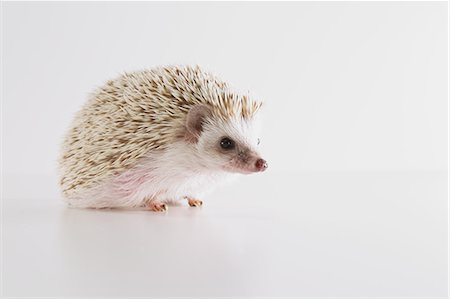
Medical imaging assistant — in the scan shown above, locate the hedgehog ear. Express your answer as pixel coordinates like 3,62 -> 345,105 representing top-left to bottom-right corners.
185,105 -> 211,143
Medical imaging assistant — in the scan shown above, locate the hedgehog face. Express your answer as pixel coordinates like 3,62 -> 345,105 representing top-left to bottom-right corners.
186,105 -> 268,174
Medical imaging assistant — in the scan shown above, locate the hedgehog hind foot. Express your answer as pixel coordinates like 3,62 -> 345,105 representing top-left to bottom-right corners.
186,197 -> 203,207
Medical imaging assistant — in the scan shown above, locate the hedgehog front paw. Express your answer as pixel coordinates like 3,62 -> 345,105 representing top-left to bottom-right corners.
187,197 -> 203,207
148,202 -> 168,212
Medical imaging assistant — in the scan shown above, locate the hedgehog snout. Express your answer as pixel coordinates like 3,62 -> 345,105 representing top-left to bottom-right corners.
255,158 -> 268,172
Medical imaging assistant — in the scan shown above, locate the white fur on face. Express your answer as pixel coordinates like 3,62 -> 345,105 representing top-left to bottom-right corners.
195,115 -> 264,173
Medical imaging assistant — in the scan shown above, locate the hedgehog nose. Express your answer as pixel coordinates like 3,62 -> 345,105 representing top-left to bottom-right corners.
255,158 -> 268,172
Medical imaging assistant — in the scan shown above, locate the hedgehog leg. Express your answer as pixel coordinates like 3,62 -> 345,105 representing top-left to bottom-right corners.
186,197 -> 203,207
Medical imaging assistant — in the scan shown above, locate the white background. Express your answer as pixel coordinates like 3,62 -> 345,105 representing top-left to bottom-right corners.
2,2 -> 448,298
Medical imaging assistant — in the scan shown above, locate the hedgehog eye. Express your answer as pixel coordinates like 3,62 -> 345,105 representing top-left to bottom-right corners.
220,137 -> 235,150
257,138 -> 261,145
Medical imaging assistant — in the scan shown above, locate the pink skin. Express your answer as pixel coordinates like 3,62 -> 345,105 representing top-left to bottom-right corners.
255,158 -> 268,171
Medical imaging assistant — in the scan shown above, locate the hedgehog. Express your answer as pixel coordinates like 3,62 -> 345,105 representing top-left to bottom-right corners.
59,65 -> 267,211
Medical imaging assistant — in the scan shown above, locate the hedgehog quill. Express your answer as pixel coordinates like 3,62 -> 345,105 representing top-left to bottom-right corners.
59,65 -> 267,211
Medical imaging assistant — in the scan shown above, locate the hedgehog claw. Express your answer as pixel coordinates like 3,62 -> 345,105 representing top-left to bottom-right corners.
149,202 -> 168,212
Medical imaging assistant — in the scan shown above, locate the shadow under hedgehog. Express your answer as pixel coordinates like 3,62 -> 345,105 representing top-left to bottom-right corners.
59,65 -> 268,212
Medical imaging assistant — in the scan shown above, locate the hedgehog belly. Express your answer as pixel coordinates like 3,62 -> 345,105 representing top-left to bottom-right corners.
64,149 -> 235,209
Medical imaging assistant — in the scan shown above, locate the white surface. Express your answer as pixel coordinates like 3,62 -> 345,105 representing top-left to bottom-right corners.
1,1 -> 448,298
3,171 -> 448,297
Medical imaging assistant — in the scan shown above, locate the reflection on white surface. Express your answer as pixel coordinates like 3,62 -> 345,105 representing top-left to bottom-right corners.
2,171 -> 447,297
